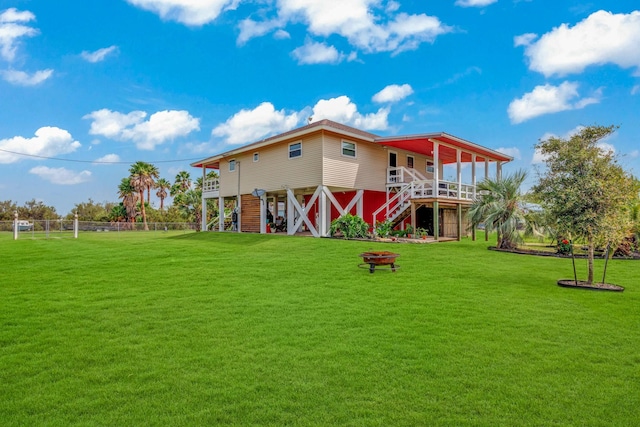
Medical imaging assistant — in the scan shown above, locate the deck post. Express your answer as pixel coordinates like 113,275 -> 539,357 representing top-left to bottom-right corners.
471,154 -> 477,200
432,141 -> 439,196
457,204 -> 462,241
319,186 -> 328,237
410,202 -> 416,234
433,201 -> 439,241
456,149 -> 462,199
260,193 -> 266,234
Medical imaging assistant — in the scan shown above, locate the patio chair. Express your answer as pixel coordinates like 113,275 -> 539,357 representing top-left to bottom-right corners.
274,216 -> 286,232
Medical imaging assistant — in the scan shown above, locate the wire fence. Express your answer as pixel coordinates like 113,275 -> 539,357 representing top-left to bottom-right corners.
0,220 -> 197,239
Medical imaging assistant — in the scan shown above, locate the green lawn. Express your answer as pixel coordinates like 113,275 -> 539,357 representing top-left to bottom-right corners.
1,232 -> 638,426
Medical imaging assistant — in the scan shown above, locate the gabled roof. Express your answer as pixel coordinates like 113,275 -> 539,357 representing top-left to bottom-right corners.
191,120 -> 511,169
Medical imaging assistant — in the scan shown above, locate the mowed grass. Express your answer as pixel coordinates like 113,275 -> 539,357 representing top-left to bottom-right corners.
1,232 -> 639,426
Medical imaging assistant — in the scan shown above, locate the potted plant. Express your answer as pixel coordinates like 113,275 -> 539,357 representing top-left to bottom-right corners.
405,225 -> 414,238
417,227 -> 428,240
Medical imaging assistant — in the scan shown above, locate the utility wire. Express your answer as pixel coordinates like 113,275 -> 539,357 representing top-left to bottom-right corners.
0,147 -> 202,164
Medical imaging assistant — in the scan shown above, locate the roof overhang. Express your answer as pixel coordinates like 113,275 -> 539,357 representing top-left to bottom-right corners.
374,132 -> 512,164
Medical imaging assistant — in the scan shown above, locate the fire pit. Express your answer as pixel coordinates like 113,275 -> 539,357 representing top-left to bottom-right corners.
358,251 -> 400,273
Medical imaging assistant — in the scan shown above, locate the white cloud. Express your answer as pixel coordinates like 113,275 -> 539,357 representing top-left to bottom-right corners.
93,154 -> 121,164
507,82 -> 600,124
125,0 -> 240,26
211,102 -> 302,145
531,148 -> 547,165
274,29 -> 290,40
81,45 -> 118,63
1,69 -> 53,86
84,109 -> 200,150
241,1 -> 451,54
631,85 -> 640,95
372,83 -> 413,103
522,10 -> 640,77
455,0 -> 498,7
0,8 -> 38,61
0,127 -> 81,164
496,147 -> 521,160
630,150 -> 639,158
29,166 -> 92,185
311,95 -> 389,130
597,142 -> 615,155
292,40 -> 344,64
514,33 -> 537,47
212,95 -> 390,145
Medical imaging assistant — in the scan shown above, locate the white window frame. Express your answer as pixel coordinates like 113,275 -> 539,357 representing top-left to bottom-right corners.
289,141 -> 302,159
341,140 -> 357,158
229,159 -> 236,172
253,152 -> 259,162
407,155 -> 414,169
426,160 -> 434,174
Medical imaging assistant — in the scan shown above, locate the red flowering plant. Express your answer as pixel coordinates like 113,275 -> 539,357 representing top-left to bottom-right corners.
557,238 -> 572,255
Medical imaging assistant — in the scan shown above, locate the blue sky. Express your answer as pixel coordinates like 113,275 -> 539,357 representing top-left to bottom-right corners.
1,0 -> 639,215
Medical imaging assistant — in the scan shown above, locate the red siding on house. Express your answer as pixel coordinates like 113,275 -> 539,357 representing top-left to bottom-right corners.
302,190 -> 387,229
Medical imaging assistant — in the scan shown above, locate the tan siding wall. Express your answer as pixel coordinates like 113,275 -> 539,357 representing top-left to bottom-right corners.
219,131 -> 324,197
322,135 -> 387,191
241,194 -> 261,233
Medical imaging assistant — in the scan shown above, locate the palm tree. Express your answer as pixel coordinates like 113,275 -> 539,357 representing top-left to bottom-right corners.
468,169 -> 528,249
175,189 -> 202,231
155,178 -> 171,211
171,171 -> 191,197
117,177 -> 138,224
129,161 -> 155,231
145,163 -> 159,202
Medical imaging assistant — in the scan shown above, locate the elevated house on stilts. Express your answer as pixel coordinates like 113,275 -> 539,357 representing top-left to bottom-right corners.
191,120 -> 511,240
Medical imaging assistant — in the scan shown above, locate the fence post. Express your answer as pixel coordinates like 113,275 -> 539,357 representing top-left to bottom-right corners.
13,211 -> 18,240
74,213 -> 78,239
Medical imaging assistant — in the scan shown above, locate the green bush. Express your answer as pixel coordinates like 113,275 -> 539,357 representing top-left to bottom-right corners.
375,219 -> 393,238
330,214 -> 370,239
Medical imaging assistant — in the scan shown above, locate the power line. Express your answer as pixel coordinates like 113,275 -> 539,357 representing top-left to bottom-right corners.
0,147 -> 202,164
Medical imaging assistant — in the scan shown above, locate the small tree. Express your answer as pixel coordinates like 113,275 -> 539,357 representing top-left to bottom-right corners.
533,125 -> 635,284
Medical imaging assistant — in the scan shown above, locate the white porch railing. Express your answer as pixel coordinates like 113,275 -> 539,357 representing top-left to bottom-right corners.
203,178 -> 220,197
387,167 -> 428,184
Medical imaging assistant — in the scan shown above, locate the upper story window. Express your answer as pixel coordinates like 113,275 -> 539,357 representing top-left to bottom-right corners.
229,159 -> 236,172
407,155 -> 414,169
253,152 -> 259,162
341,141 -> 356,158
426,161 -> 434,174
289,142 -> 302,159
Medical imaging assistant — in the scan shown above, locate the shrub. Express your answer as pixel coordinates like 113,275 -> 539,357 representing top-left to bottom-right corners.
330,214 -> 370,239
375,220 -> 393,238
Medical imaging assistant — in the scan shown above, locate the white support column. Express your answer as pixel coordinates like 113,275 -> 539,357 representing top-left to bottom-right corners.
471,154 -> 477,199
433,141 -> 439,197
484,157 -> 490,181
356,191 -> 363,218
319,186 -> 328,237
201,166 -> 207,231
218,197 -> 224,231
260,193 -> 266,234
74,213 -> 78,239
497,161 -> 502,180
286,189 -> 295,236
456,149 -> 462,199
